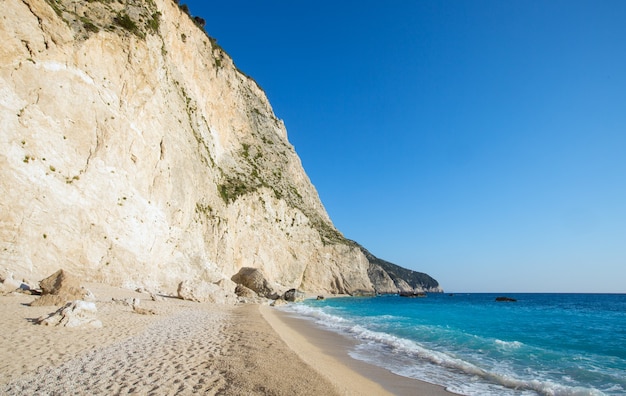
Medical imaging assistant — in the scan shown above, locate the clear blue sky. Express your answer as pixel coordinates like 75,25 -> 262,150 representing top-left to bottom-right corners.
184,1 -> 626,293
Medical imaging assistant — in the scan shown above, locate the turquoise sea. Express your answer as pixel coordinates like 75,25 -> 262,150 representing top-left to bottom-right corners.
282,293 -> 626,396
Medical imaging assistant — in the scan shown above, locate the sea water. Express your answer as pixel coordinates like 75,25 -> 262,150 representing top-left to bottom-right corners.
281,293 -> 626,396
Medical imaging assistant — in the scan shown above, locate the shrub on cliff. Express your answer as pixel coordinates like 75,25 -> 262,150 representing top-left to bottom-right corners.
114,12 -> 138,35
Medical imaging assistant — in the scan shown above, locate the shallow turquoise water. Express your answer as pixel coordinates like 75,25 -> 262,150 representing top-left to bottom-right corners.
283,293 -> 626,395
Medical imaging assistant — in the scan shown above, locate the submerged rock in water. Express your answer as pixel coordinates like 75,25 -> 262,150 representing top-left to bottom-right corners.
399,291 -> 427,298
495,296 -> 517,302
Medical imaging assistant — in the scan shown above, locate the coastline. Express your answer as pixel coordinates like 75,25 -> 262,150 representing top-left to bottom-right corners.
261,304 -> 459,396
1,283 -> 457,395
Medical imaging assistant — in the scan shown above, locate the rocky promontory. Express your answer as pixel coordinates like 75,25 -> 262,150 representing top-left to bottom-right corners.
0,0 -> 441,298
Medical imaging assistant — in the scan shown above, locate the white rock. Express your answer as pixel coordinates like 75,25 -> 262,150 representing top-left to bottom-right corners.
37,300 -> 102,328
1,276 -> 22,292
270,298 -> 288,307
177,280 -> 235,304
150,292 -> 164,302
0,0 -> 376,297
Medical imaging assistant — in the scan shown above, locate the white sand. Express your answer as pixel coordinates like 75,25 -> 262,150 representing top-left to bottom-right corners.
1,285 -> 229,394
1,283 -> 459,395
0,283 -> 338,395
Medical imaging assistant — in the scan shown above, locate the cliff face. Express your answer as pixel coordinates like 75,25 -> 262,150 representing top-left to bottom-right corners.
0,0 -> 441,296
361,245 -> 442,294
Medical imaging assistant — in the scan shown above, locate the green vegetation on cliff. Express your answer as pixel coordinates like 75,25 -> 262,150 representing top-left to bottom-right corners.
44,0 -> 160,39
359,244 -> 441,292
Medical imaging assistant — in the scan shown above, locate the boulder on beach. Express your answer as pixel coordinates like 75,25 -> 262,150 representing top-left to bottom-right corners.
30,269 -> 90,306
37,300 -> 102,328
0,269 -> 37,295
270,298 -> 288,307
231,267 -> 277,299
0,272 -> 22,294
282,288 -> 305,302
177,279 -> 235,304
131,299 -> 156,315
178,279 -> 217,302
150,292 -> 165,302
235,284 -> 259,298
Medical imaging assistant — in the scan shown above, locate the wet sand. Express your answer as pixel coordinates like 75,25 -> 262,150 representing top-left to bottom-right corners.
261,304 -> 459,396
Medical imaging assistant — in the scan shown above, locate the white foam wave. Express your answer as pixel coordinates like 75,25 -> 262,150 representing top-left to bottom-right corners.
283,304 -> 607,396
495,339 -> 524,349
350,329 -> 607,396
282,304 -> 349,329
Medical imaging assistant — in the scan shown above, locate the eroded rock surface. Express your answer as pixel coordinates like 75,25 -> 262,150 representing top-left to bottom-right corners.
0,0 -> 441,297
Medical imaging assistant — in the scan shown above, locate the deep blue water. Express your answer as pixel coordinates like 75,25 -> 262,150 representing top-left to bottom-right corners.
282,293 -> 626,396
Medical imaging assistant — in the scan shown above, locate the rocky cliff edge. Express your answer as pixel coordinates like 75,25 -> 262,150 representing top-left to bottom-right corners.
0,0 -> 441,297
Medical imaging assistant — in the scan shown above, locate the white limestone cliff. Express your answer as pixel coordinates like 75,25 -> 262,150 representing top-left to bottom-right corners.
1,0 -> 441,297
0,0 -> 377,295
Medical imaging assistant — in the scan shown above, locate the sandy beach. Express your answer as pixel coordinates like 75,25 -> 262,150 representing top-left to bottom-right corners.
262,306 -> 457,396
0,283 -> 457,395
